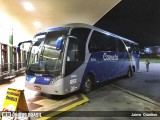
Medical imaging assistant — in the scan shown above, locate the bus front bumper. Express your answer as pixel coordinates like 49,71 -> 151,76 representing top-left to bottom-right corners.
25,80 -> 66,95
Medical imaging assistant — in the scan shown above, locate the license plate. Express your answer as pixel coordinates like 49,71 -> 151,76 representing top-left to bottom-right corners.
34,86 -> 41,91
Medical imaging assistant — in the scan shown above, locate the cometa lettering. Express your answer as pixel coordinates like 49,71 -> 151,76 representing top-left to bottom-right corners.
103,53 -> 118,61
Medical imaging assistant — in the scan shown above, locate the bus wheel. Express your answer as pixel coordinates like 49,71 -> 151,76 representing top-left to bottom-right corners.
127,68 -> 132,77
131,68 -> 134,76
82,75 -> 93,93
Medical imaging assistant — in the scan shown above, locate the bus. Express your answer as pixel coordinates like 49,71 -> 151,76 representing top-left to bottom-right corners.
18,23 -> 139,95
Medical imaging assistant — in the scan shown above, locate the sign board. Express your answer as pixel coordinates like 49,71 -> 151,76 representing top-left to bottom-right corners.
2,88 -> 28,112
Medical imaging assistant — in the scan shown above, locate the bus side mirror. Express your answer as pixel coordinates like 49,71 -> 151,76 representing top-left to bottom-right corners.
17,46 -> 21,54
56,35 -> 77,50
17,40 -> 32,54
56,37 -> 63,50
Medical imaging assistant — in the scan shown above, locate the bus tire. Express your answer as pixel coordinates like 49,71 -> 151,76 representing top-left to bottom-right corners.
126,67 -> 132,78
131,68 -> 134,76
81,75 -> 93,93
132,66 -> 135,76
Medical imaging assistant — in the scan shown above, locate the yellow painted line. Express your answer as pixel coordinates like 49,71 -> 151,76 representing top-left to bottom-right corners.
37,94 -> 89,120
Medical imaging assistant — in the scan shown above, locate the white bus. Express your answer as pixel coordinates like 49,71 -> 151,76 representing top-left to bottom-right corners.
18,23 -> 139,95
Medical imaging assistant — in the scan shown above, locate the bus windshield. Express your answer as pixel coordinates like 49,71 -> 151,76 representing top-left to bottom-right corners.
27,29 -> 69,76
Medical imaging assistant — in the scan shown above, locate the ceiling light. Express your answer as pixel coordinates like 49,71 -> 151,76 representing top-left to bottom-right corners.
23,1 -> 34,11
33,21 -> 42,28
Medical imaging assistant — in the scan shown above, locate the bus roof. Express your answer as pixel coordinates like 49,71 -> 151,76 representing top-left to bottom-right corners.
35,23 -> 138,45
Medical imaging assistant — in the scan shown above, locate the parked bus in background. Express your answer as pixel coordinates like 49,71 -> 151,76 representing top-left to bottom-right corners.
17,23 -> 139,95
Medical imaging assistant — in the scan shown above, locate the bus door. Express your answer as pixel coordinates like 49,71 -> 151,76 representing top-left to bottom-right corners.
65,28 -> 91,77
65,38 -> 80,76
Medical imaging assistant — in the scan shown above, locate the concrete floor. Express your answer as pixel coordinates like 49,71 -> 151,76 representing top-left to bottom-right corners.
58,62 -> 160,120
0,76 -> 89,120
0,62 -> 160,120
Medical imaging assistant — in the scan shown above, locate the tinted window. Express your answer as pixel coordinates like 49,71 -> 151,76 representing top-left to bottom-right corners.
70,28 -> 91,61
44,30 -> 68,46
116,39 -> 127,52
65,28 -> 91,76
33,38 -> 45,46
89,31 -> 116,53
67,38 -> 78,61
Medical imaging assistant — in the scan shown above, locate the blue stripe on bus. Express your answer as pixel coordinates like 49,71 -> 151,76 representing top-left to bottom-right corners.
83,51 -> 131,83
26,75 -> 52,85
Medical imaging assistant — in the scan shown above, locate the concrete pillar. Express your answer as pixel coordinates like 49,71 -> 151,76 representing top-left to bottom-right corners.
9,29 -> 13,71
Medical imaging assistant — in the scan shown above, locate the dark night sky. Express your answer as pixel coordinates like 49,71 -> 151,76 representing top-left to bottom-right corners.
94,0 -> 160,48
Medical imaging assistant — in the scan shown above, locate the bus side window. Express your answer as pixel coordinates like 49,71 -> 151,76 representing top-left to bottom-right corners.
89,31 -> 101,52
70,28 -> 91,61
116,39 -> 127,52
104,35 -> 116,51
89,31 -> 116,52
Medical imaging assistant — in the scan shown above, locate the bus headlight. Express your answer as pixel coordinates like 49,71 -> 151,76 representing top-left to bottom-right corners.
49,74 -> 63,84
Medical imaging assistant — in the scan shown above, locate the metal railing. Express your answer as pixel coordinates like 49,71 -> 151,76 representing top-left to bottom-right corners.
0,63 -> 26,81
0,63 -> 26,72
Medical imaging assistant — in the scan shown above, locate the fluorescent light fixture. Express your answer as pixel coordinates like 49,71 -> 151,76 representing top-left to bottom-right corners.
23,1 -> 34,11
33,21 -> 42,28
